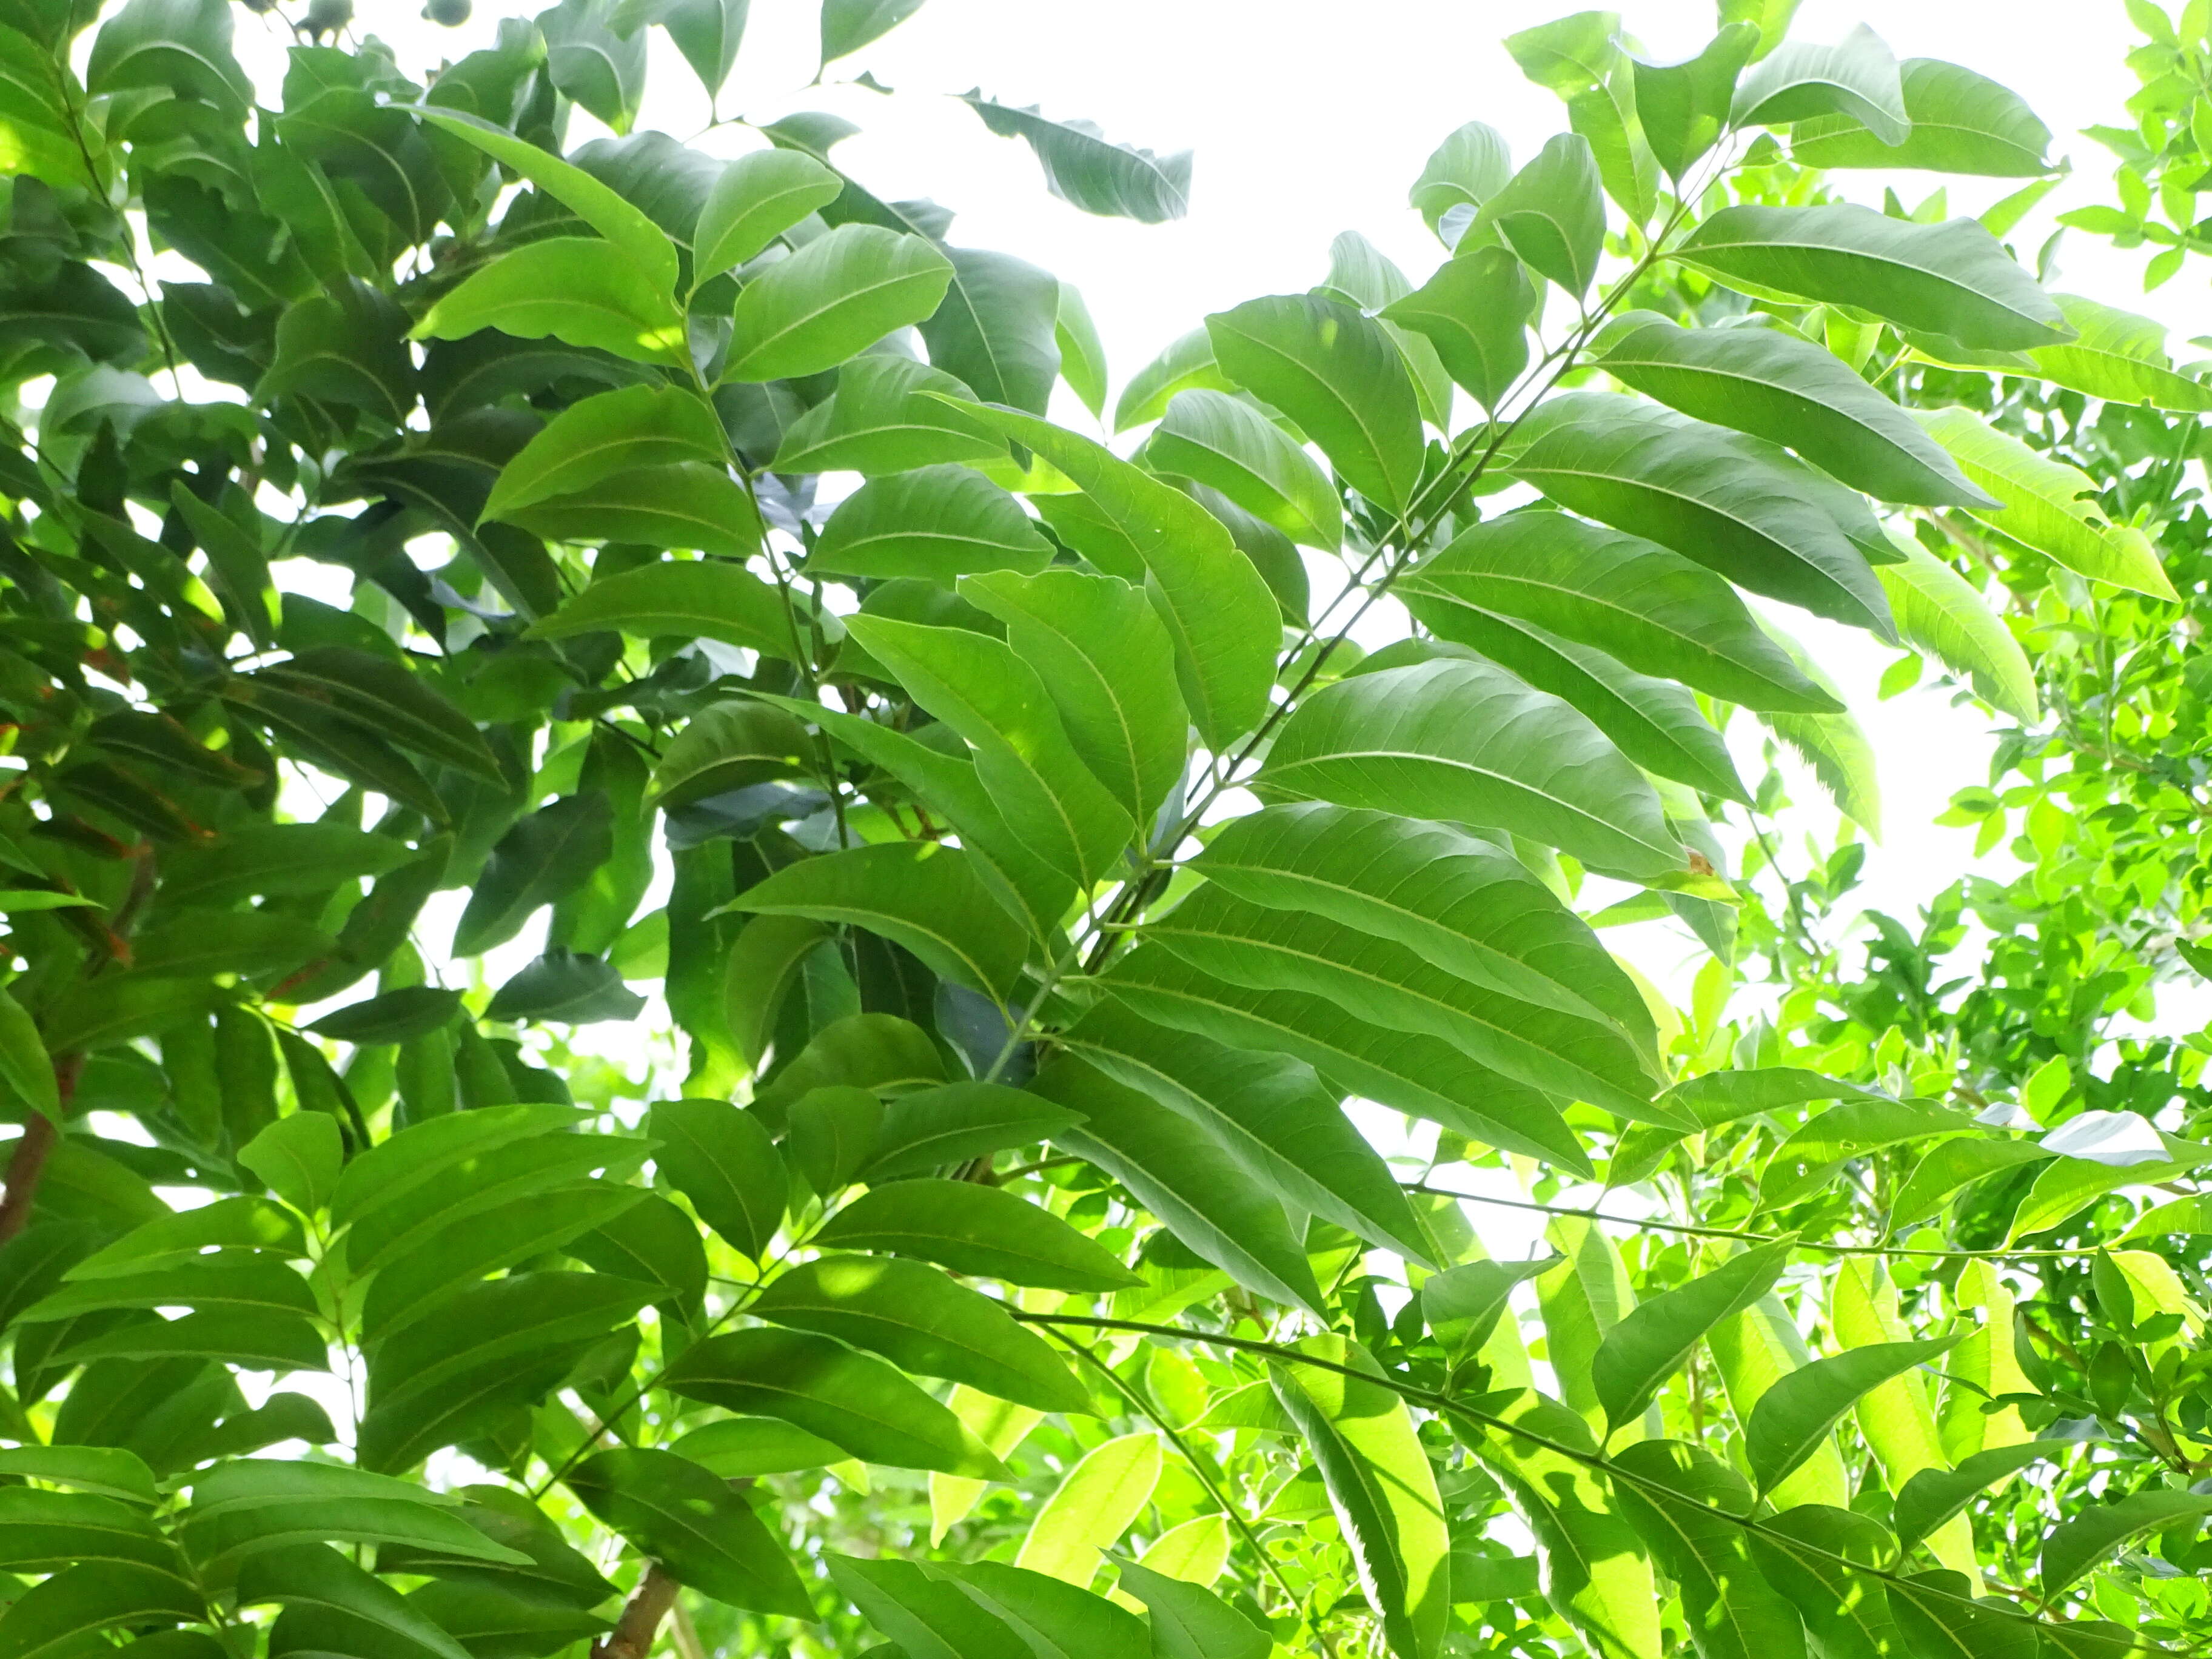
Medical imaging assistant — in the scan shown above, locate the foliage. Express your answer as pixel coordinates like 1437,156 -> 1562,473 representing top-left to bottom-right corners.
0,3 -> 2208,1659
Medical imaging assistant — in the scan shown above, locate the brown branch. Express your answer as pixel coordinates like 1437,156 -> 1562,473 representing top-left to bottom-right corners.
0,1051 -> 84,1246
591,1563 -> 681,1659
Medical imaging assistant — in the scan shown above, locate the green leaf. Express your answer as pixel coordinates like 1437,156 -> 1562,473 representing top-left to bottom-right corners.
942,402 -> 1278,749
959,566 -> 1187,828
1883,1571 -> 2039,1659
1409,121 -> 1513,238
1498,393 -> 1895,638
1463,1393 -> 1661,1659
568,1447 -> 811,1616
1592,1240 -> 1795,1433
414,108 -> 682,293
862,1080 -> 1084,1180
1609,1442 -> 1807,1659
1675,206 -> 2070,351
931,1560 -> 1150,1659
178,1461 -> 529,1572
809,464 -> 1051,584
1742,1506 -> 1902,1659
1889,1139 -> 2049,1233
235,1541 -> 470,1659
1401,511 -> 1835,713
725,223 -> 953,383
2042,1489 -> 2212,1594
0,1560 -> 201,1659
1501,10 -> 1622,94
262,278 -> 417,423
1272,1335 -> 1451,1659
452,794 -> 615,957
1632,26 -> 1758,179
1031,1056 -> 1326,1312
820,0 -> 922,64
358,1273 -> 651,1472
1013,1432 -> 1161,1583
960,94 -> 1191,223
650,700 -> 811,809
499,461 -> 765,558
813,1178 -> 1139,1290
649,1097 -> 786,1258
830,1553 -> 1031,1659
1873,533 -> 2037,722
1733,25 -> 1906,141
482,384 -> 725,523
1792,59 -> 2053,175
1914,293 -> 2212,413
1099,945 -> 1595,1173
1380,246 -> 1535,411
752,1253 -> 1087,1412
1760,1099 -> 1977,1207
1422,1256 -> 1558,1358
1597,317 -> 1987,508
1139,881 -> 1664,1122
663,1326 -> 1011,1476
166,822 -> 414,908
1913,407 -> 2179,598
2009,1138 -> 2212,1241
672,1415 -> 852,1478
1476,133 -> 1605,296
921,248 -> 1063,415
415,239 -> 686,364
0,1487 -> 172,1571
566,1192 -> 708,1321
1745,1337 -> 1961,1495
0,1445 -> 158,1505
1056,285 -> 1109,417
1397,624 -> 1745,802
846,613 -> 1136,888
1062,996 -> 1442,1263
1260,655 -> 1693,884
1110,1555 -> 1271,1659
785,1084 -> 883,1195
525,558 -> 797,654
22,1250 -> 316,1325
773,356 -> 1004,474
1147,389 -> 1339,549
238,1114 -> 344,1215
1892,1442 -> 2061,1549
1207,293 -> 1425,513
1113,327 -> 1233,432
731,842 -> 1028,1004
308,987 -> 463,1046
485,951 -> 644,1024
695,149 -> 843,283
0,987 -> 56,1124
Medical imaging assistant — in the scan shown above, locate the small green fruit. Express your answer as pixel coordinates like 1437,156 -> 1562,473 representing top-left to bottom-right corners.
424,0 -> 471,24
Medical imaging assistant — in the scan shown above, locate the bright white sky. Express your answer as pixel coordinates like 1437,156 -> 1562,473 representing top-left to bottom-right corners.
213,1 -> 2197,1023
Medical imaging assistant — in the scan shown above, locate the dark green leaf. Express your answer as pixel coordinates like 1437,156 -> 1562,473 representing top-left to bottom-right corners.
568,1447 -> 811,1616
649,1097 -> 786,1258
813,1178 -> 1138,1290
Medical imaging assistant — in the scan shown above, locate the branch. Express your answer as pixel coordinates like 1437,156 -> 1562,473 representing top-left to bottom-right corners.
591,1563 -> 680,1659
0,1053 -> 84,1247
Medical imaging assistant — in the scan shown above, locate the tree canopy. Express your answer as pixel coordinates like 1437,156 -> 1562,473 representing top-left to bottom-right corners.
2,2 -> 2212,1658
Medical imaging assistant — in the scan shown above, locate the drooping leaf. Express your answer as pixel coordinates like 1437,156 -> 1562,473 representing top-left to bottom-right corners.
1206,293 -> 1426,514
1013,1432 -> 1161,1583
1597,316 -> 1988,507
567,1448 -> 811,1616
663,1327 -> 1011,1477
813,1178 -> 1138,1290
1745,1337 -> 1961,1495
1675,205 -> 2071,351
960,94 -> 1191,223
1791,59 -> 2052,176
942,402 -> 1278,749
1632,25 -> 1758,179
1272,1336 -> 1450,1659
1592,1239 -> 1795,1433
1732,25 -> 1908,142
648,1097 -> 786,1259
1497,392 -> 1895,638
1147,389 -> 1339,549
1259,655 -> 1695,884
724,223 -> 954,383
1476,133 -> 1606,297
1380,246 -> 1535,411
414,239 -> 685,364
